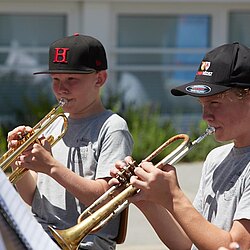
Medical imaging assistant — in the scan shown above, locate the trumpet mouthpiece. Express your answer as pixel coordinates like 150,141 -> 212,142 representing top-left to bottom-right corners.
59,98 -> 68,107
206,126 -> 215,135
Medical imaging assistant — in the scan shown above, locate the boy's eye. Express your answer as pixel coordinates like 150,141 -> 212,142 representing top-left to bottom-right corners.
67,78 -> 79,84
210,101 -> 220,107
52,79 -> 59,84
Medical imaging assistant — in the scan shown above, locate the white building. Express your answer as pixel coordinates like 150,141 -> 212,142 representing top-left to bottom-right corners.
0,0 -> 250,128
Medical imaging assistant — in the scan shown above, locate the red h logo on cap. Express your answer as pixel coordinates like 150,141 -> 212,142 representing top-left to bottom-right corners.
53,48 -> 69,63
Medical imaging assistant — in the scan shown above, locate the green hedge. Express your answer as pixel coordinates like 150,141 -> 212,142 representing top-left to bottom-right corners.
123,105 -> 176,163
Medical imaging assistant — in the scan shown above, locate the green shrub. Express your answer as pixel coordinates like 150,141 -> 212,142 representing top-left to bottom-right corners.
14,94 -> 56,127
123,105 -> 177,163
0,94 -> 56,157
0,126 -> 7,156
122,107 -> 221,163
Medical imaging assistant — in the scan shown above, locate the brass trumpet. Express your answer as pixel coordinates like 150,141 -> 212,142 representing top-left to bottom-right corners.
1,98 -> 68,185
49,126 -> 215,250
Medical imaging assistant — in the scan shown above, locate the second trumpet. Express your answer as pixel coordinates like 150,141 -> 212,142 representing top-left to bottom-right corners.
49,126 -> 215,250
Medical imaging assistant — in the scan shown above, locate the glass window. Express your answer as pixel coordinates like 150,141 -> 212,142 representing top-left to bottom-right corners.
0,14 -> 66,66
229,12 -> 250,46
113,14 -> 211,129
0,14 -> 66,121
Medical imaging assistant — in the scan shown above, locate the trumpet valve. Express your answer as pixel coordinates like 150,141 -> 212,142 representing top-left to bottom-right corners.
116,160 -> 138,184
15,130 -> 34,147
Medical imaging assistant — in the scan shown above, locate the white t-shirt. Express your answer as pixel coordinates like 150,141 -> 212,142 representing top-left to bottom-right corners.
192,143 -> 250,249
32,110 -> 133,250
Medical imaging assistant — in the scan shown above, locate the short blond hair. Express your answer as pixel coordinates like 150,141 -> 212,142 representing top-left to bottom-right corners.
218,88 -> 250,100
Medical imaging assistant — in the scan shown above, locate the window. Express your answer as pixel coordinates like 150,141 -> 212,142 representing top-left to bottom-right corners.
113,14 -> 211,122
229,12 -> 250,46
0,14 -> 66,121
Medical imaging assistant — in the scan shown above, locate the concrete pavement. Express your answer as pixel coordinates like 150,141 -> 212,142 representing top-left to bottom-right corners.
116,162 -> 203,250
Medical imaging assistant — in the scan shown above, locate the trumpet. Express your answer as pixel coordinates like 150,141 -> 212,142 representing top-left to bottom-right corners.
1,98 -> 68,185
49,126 -> 215,250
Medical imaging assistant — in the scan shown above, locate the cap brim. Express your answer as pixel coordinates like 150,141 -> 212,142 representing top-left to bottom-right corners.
171,82 -> 231,97
33,69 -> 96,75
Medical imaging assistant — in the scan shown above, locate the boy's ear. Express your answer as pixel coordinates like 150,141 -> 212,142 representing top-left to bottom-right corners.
96,71 -> 107,86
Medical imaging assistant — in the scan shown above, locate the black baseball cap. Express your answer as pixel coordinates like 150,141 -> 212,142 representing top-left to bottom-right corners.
171,42 -> 250,97
34,33 -> 107,74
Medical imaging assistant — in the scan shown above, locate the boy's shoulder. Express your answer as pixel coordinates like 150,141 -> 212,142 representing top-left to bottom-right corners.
207,142 -> 234,158
101,110 -> 128,131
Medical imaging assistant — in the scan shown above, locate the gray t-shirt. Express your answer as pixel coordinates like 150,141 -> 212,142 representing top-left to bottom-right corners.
191,143 -> 250,249
31,110 -> 133,250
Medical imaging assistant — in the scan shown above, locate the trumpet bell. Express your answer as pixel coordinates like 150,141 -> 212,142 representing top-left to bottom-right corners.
49,226 -> 80,250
